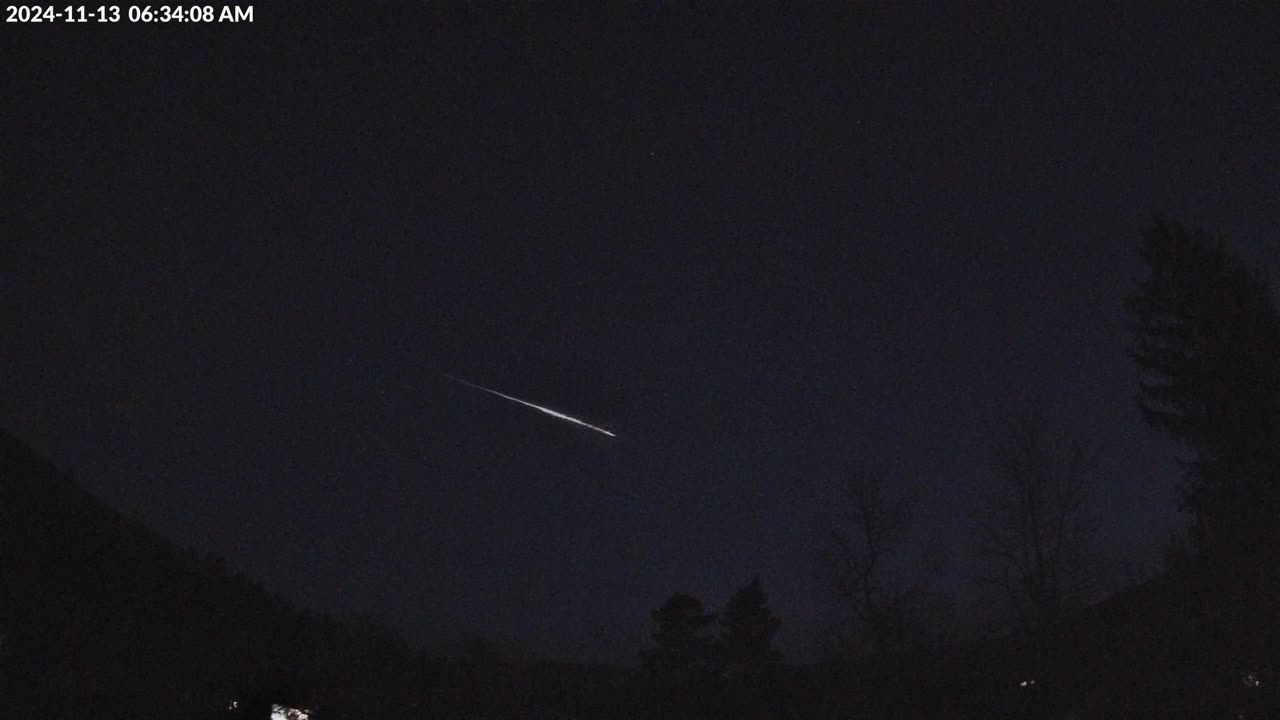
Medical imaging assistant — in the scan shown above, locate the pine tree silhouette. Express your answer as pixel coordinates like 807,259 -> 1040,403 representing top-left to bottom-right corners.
716,577 -> 781,680
1126,216 -> 1280,557
641,593 -> 717,682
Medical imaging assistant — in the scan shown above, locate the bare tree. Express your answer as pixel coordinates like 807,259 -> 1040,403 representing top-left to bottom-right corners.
821,471 -> 947,660
971,405 -> 1096,633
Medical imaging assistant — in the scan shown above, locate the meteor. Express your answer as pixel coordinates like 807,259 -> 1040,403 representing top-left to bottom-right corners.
443,374 -> 617,438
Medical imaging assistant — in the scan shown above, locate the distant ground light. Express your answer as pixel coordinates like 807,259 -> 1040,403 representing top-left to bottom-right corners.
270,704 -> 311,720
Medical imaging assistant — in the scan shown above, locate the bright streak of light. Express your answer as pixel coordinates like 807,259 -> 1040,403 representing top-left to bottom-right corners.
444,374 -> 617,438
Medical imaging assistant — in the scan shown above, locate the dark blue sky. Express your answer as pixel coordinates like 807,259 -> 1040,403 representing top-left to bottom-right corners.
5,3 -> 1280,664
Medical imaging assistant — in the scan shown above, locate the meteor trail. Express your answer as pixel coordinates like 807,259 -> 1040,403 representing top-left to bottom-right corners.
443,374 -> 617,438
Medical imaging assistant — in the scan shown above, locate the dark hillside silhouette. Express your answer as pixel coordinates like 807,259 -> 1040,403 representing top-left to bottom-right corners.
0,429 -> 416,718
0,428 -> 658,719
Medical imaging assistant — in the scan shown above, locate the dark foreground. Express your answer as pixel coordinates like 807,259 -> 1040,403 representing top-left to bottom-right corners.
3,428 -> 1277,718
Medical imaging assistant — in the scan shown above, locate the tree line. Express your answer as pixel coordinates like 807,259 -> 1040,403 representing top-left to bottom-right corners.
642,576 -> 782,684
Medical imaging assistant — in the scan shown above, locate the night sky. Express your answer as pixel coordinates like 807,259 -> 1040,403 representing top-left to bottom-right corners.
6,3 -> 1280,665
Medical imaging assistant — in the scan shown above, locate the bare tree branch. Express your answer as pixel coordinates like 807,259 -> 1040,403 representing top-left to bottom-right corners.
970,403 -> 1098,633
820,469 -> 946,660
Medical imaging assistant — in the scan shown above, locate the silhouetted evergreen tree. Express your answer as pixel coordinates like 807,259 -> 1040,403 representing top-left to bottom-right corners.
1125,219 -> 1280,718
1125,217 -> 1280,557
716,576 -> 781,679
641,593 -> 717,682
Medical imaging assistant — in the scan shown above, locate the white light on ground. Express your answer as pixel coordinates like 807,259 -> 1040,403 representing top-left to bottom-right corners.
270,704 -> 311,720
